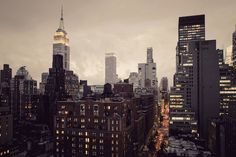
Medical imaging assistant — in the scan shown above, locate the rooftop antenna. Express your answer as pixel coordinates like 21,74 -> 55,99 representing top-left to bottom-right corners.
59,3 -> 64,29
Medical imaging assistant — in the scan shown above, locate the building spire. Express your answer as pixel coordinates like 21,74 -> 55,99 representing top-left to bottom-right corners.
59,4 -> 64,30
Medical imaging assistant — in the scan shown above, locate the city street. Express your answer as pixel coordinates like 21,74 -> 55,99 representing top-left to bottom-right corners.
155,99 -> 169,152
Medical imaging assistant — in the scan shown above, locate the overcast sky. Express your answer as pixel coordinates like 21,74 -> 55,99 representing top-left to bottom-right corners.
0,0 -> 235,85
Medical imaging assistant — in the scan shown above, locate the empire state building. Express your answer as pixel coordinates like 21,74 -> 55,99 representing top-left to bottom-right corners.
53,6 -> 70,70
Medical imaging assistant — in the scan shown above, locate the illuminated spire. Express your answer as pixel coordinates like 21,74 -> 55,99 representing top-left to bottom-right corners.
59,4 -> 64,30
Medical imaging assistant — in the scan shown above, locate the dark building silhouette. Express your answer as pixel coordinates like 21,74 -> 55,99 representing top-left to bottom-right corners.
0,64 -> 12,88
217,49 -> 236,116
208,116 -> 236,157
113,83 -> 134,98
103,83 -> 113,98
0,64 -> 13,156
45,54 -> 66,129
191,40 -> 220,140
79,80 -> 92,98
170,15 -> 205,135
11,66 -> 37,134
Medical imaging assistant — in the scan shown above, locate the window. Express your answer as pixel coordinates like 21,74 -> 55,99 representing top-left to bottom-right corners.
93,104 -> 99,116
80,104 -> 85,115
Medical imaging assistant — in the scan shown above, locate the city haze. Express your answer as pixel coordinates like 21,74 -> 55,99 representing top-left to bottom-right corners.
0,0 -> 235,85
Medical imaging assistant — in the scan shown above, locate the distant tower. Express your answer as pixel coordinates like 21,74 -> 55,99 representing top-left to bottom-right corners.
160,77 -> 168,92
105,53 -> 117,84
39,72 -> 49,94
53,5 -> 70,70
225,45 -> 233,65
138,47 -> 157,88
147,47 -> 153,63
232,26 -> 236,67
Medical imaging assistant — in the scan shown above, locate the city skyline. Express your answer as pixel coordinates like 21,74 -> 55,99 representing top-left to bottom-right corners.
1,1 -> 236,156
0,0 -> 236,85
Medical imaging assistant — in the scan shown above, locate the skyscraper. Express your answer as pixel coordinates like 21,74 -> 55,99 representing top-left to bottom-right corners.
53,6 -> 70,70
170,15 -> 206,135
177,15 -> 205,68
176,15 -> 205,107
191,40 -> 219,139
0,64 -> 12,87
105,53 -> 117,84
45,54 -> 66,129
147,47 -> 154,63
0,64 -> 13,146
232,26 -> 236,67
11,66 -> 37,128
138,47 -> 158,88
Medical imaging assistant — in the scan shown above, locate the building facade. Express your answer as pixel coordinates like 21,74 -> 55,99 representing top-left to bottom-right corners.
39,72 -> 49,94
169,15 -> 206,135
191,40 -> 220,139
105,53 -> 117,85
138,47 -> 158,88
54,98 -> 136,157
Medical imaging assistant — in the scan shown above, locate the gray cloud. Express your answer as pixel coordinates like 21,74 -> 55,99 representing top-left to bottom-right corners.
0,0 -> 235,85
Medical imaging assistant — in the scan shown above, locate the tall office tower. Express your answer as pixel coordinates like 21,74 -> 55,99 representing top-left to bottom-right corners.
147,47 -> 154,63
11,67 -> 37,122
138,47 -> 158,88
219,63 -> 236,115
191,40 -> 219,139
177,15 -> 205,68
232,26 -> 236,67
169,15 -> 205,135
105,53 -> 117,84
39,72 -> 49,94
128,72 -> 139,90
0,64 -> 13,147
0,95 -> 13,146
53,6 -> 70,70
0,64 -> 12,89
0,64 -> 12,111
217,49 -> 236,116
45,54 -> 66,129
177,15 -> 205,107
